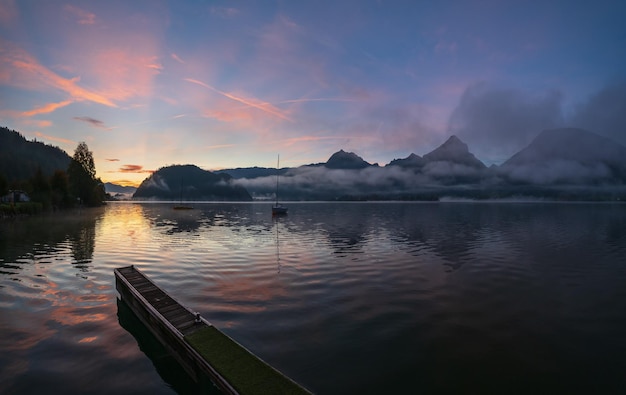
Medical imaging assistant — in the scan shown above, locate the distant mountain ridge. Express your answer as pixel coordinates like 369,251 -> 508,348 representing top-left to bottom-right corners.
133,164 -> 252,201
104,182 -> 137,195
218,128 -> 626,201
388,153 -> 425,168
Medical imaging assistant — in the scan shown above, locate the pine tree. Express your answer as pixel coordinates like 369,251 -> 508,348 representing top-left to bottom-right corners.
67,142 -> 105,206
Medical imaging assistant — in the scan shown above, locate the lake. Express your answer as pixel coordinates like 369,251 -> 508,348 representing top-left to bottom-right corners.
1,201 -> 626,394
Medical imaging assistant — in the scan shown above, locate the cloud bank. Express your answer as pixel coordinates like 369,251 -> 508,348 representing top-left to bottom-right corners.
447,82 -> 564,163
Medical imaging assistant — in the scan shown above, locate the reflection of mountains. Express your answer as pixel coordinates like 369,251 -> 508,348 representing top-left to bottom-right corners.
138,204 -> 204,234
288,203 -> 626,273
0,208 -> 102,275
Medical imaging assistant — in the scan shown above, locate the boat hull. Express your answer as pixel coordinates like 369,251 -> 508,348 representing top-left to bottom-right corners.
272,205 -> 288,215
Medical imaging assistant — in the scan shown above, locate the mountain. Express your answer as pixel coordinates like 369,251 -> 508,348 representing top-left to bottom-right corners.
325,149 -> 375,169
387,153 -> 425,168
501,128 -> 626,184
133,164 -> 252,201
0,126 -> 71,182
217,166 -> 287,179
104,182 -> 137,195
423,135 -> 486,168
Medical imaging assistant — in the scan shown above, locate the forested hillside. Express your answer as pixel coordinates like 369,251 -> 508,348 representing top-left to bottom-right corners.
0,126 -> 71,183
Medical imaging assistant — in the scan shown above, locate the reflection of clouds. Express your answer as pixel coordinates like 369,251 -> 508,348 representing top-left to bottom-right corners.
0,309 -> 56,392
210,276 -> 287,314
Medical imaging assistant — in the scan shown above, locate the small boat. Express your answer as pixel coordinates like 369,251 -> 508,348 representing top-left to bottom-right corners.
173,178 -> 193,210
272,155 -> 288,216
272,203 -> 288,215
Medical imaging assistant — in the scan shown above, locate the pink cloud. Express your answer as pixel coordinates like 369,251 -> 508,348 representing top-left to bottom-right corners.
171,53 -> 185,64
64,4 -> 95,25
0,40 -> 116,107
185,78 -> 292,121
85,49 -> 161,102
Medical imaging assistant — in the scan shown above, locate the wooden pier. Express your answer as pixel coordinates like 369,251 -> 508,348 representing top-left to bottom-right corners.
115,265 -> 311,395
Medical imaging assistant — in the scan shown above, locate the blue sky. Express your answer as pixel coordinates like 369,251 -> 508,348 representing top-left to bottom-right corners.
1,0 -> 625,186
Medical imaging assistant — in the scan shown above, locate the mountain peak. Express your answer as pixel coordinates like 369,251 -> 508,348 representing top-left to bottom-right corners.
423,135 -> 485,168
387,153 -> 425,168
325,149 -> 372,169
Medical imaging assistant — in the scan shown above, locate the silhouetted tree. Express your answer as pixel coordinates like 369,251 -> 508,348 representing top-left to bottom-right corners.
51,170 -> 71,208
68,142 -> 105,206
29,167 -> 52,208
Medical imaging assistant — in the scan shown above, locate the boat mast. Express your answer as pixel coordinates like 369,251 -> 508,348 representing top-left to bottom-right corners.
275,155 -> 280,206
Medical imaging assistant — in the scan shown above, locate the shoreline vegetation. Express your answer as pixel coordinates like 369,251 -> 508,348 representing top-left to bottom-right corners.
0,202 -> 106,220
0,202 -> 45,218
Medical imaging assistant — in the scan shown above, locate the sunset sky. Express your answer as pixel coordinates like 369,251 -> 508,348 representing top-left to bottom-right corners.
1,0 -> 625,187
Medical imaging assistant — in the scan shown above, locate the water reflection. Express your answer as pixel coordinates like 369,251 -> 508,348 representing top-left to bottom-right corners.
0,208 -> 103,277
4,202 -> 626,394
116,299 -> 220,394
70,221 -> 97,272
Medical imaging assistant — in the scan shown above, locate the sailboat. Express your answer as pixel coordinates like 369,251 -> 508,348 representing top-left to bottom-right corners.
173,178 -> 193,210
272,155 -> 288,216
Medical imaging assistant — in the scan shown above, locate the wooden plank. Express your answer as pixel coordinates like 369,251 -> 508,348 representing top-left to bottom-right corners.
159,304 -> 184,314
163,309 -> 192,323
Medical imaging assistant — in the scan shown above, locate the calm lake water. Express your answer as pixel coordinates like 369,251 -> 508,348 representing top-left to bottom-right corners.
1,201 -> 626,394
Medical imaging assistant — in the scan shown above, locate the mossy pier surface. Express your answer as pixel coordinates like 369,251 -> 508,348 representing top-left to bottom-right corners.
185,326 -> 310,395
115,265 -> 311,395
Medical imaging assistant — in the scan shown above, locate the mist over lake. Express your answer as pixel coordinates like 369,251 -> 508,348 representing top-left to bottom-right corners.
1,202 -> 626,394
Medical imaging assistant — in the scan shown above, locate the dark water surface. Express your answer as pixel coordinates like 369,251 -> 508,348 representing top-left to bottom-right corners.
1,202 -> 626,394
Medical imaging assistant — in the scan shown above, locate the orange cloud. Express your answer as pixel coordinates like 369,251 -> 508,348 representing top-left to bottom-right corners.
20,100 -> 73,116
119,164 -> 153,173
106,158 -> 120,162
107,179 -> 140,187
22,119 -> 52,128
34,131 -> 74,145
64,4 -> 95,25
0,40 -> 116,107
185,78 -> 292,121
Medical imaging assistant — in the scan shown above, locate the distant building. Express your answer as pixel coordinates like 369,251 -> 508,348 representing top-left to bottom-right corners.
1,190 -> 31,204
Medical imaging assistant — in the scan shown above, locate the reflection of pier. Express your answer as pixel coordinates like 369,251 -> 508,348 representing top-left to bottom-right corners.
116,299 -> 214,394
114,265 -> 311,394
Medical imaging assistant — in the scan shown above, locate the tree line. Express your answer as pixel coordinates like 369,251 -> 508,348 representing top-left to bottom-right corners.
1,140 -> 106,213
